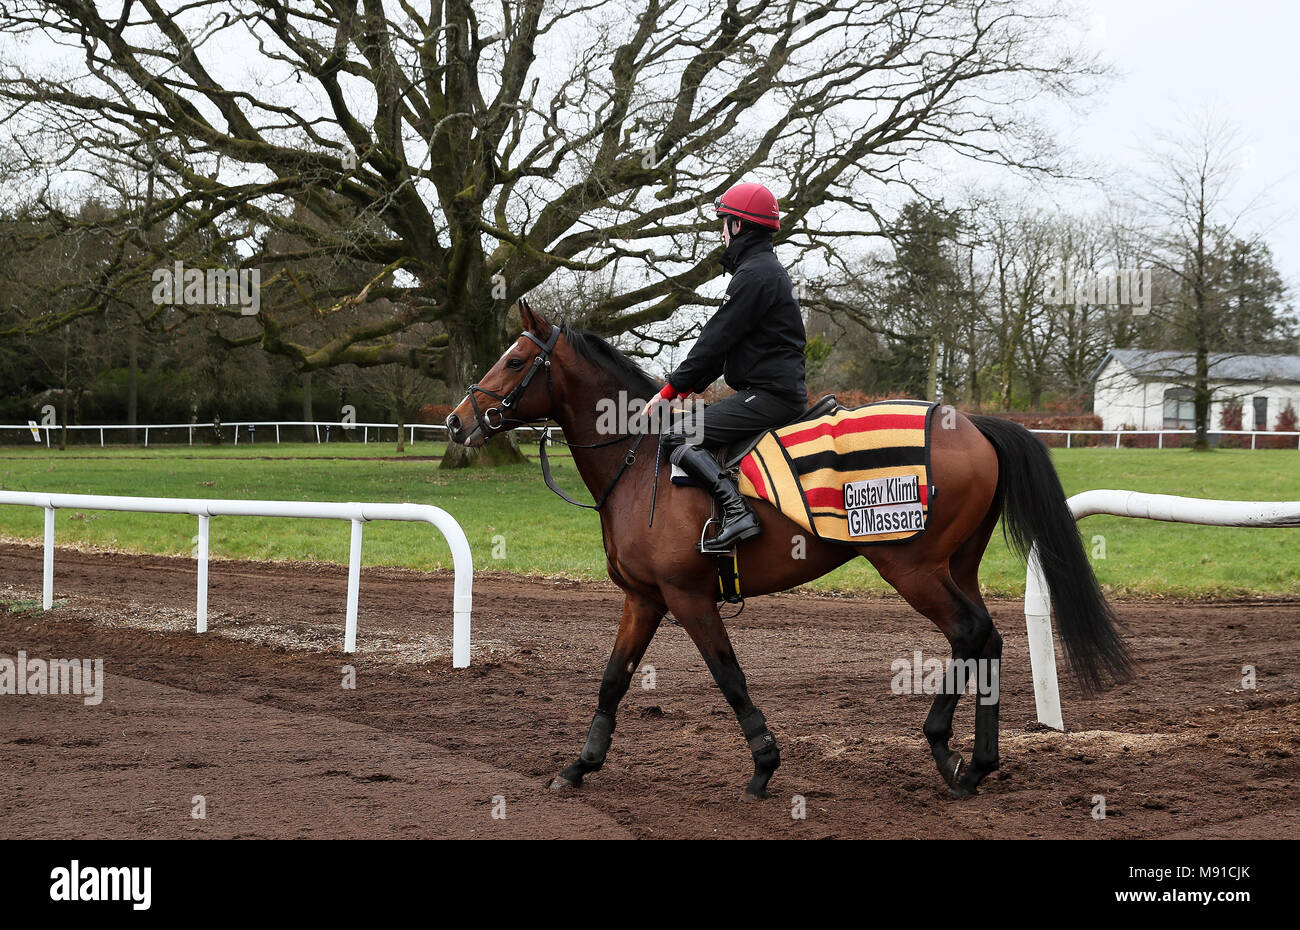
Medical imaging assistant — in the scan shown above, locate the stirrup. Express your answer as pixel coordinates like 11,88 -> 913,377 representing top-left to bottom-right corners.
697,512 -> 760,555
697,516 -> 735,556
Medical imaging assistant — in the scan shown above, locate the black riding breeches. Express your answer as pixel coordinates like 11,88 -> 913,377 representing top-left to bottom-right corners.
661,388 -> 806,460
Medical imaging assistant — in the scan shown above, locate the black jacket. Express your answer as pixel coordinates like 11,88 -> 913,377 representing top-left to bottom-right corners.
668,230 -> 807,404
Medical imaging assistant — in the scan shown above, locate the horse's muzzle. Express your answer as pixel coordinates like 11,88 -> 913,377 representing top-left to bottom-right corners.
445,411 -> 486,447
444,412 -> 463,443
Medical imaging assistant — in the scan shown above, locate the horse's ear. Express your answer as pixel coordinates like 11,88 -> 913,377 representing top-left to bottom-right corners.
517,298 -> 552,339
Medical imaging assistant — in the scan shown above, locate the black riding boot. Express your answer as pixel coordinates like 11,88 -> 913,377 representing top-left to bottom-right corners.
672,444 -> 762,552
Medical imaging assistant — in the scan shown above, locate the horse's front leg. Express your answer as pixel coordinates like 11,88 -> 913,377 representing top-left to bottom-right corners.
667,591 -> 780,800
550,592 -> 664,790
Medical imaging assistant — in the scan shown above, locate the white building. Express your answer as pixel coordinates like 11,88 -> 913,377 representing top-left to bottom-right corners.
1091,349 -> 1300,431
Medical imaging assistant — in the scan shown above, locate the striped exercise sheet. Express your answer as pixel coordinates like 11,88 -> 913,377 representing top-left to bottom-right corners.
736,400 -> 936,544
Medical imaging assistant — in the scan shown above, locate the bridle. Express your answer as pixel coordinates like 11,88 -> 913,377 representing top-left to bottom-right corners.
454,327 -> 561,436
451,327 -> 648,511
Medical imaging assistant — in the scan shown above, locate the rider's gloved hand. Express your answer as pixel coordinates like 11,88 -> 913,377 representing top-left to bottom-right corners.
640,383 -> 686,422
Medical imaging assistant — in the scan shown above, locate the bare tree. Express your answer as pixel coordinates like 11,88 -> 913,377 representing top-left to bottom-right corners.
0,0 -> 1102,462
1132,110 -> 1268,450
981,198 -> 1054,408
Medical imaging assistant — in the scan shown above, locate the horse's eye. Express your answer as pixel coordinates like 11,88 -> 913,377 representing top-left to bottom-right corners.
506,358 -> 525,370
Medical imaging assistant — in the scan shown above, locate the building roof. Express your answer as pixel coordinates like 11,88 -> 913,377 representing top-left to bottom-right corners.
1090,348 -> 1300,384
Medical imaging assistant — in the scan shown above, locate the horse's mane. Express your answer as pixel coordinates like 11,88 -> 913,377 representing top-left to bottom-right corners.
559,324 -> 660,397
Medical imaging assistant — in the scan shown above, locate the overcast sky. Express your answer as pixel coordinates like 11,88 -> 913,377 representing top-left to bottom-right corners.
1048,0 -> 1298,288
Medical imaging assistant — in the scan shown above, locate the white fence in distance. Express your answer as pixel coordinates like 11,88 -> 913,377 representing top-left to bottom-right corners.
1025,489 -> 1300,731
1031,428 -> 1300,449
1,421 -> 1297,449
0,491 -> 473,666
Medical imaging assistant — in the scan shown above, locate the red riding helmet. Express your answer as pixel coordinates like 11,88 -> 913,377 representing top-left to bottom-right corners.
714,182 -> 780,230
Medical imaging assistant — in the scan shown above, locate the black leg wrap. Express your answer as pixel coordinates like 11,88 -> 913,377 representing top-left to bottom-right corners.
739,708 -> 779,799
579,709 -> 615,768
739,708 -> 776,755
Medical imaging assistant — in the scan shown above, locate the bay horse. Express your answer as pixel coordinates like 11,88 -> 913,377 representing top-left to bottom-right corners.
446,300 -> 1131,799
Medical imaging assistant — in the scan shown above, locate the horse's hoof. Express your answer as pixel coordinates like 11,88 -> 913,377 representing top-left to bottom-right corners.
941,753 -> 965,788
948,783 -> 978,799
549,775 -> 578,790
742,788 -> 768,801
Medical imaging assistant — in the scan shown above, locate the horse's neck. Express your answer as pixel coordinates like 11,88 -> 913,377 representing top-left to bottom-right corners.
551,380 -> 649,505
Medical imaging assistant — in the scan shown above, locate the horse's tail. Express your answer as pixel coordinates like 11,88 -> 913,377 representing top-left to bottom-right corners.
968,414 -> 1133,694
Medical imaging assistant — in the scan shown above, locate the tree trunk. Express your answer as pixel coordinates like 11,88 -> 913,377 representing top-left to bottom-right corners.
925,334 -> 939,403
59,345 -> 69,451
1194,335 -> 1211,451
441,306 -> 527,469
127,322 -> 139,445
395,417 -> 405,453
963,317 -> 978,409
1192,222 -> 1211,451
302,372 -> 313,442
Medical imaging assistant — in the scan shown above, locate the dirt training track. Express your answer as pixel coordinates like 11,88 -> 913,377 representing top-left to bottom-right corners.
1,542 -> 1297,839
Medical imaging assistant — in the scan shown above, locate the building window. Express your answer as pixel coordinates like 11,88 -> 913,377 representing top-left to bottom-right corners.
1253,396 -> 1269,430
1163,388 -> 1195,429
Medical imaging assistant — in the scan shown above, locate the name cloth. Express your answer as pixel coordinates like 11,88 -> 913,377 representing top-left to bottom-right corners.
736,400 -> 936,544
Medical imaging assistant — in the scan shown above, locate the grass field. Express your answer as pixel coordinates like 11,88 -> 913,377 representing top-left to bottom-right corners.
0,442 -> 1297,597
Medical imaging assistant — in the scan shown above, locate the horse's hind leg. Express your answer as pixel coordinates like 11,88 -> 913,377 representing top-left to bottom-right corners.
665,591 -> 780,800
550,592 -> 664,790
872,559 -> 993,797
949,516 -> 1003,795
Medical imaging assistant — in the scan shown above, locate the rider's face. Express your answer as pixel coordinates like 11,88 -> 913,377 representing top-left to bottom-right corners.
722,216 -> 732,245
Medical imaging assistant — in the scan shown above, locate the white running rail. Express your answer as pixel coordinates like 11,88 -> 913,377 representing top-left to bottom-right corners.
0,491 -> 473,666
0,421 -> 572,448
1025,489 -> 1300,730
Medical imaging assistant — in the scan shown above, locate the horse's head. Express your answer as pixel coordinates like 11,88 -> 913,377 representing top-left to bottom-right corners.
446,299 -> 560,447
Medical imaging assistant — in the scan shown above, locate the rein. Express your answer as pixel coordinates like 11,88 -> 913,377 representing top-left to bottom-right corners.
457,327 -> 647,512
538,428 -> 647,511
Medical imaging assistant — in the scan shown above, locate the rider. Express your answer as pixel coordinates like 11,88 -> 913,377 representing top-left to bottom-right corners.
645,181 -> 807,552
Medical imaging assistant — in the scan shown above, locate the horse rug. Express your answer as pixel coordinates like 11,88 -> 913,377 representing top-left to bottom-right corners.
735,400 -> 938,545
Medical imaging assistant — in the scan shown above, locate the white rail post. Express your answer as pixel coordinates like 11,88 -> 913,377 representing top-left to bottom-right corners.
196,514 -> 210,633
344,518 -> 364,653
1022,545 -> 1064,731
42,506 -> 55,610
451,553 -> 471,669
